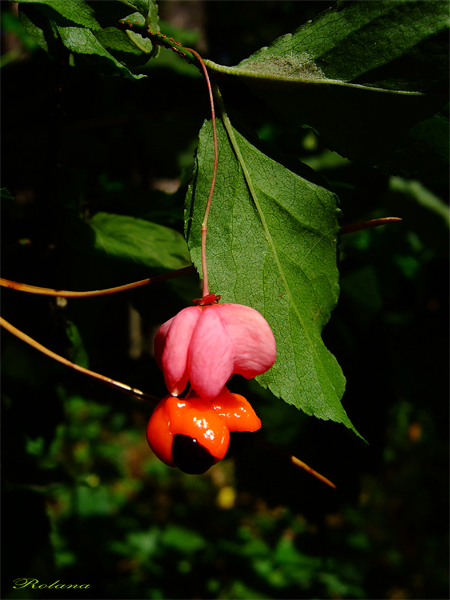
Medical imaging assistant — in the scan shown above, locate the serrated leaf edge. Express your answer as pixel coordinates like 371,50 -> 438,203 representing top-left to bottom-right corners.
216,88 -> 348,410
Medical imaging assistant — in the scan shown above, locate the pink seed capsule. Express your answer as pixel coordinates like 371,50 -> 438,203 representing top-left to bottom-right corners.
154,302 -> 276,400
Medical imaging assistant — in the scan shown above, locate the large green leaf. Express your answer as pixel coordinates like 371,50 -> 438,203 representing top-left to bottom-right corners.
89,212 -> 191,271
185,116 -> 361,438
17,0 -> 101,30
206,1 -> 449,182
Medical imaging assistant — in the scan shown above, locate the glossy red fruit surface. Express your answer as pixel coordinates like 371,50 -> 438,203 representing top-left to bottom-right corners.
146,395 -> 230,470
210,388 -> 261,433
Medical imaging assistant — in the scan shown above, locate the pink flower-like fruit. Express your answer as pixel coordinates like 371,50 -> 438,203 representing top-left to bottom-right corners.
154,302 -> 276,400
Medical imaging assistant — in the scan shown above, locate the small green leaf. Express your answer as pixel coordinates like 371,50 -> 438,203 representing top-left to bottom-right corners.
116,0 -> 159,31
94,26 -> 154,65
186,116 -> 361,438
65,321 -> 89,369
19,4 -> 57,53
89,212 -> 191,271
56,25 -> 146,79
117,0 -> 150,17
93,9 -> 157,62
1,188 -> 14,200
206,1 -> 449,182
87,1 -> 157,31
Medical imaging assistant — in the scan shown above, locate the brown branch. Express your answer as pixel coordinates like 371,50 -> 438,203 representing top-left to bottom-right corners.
0,265 -> 195,298
0,316 -> 159,405
255,438 -> 336,489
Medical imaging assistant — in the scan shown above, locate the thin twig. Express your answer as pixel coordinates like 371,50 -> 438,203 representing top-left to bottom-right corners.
255,438 -> 337,489
0,316 -> 159,405
342,217 -> 402,235
0,266 -> 195,298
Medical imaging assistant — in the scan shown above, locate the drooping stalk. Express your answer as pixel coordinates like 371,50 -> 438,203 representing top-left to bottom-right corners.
116,20 -> 219,300
185,48 -> 218,299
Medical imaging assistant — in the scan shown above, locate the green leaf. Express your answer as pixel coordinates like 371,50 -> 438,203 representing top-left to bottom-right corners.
206,1 -> 449,182
161,525 -> 206,554
94,25 -> 154,65
86,0 -> 156,30
17,0 -> 160,76
92,4 -> 158,63
56,25 -> 146,79
65,321 -> 90,369
89,1 -> 159,36
1,188 -> 14,200
117,0 -> 152,18
118,0 -> 160,32
89,212 -> 192,271
185,115 -> 361,439
17,0 -> 101,30
19,4 -> 57,53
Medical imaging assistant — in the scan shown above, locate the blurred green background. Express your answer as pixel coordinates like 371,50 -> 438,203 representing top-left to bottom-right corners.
1,2 -> 448,599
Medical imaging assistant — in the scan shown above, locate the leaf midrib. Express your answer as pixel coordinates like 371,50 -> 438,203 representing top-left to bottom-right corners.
205,61 -> 424,96
218,102 -> 340,397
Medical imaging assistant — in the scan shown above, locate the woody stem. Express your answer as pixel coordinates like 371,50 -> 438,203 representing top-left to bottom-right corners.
0,265 -> 195,298
342,217 -> 402,235
255,438 -> 337,489
0,316 -> 159,404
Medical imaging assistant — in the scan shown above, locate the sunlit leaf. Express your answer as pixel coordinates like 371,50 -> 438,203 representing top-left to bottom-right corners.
18,0 -> 101,30
206,1 -> 449,182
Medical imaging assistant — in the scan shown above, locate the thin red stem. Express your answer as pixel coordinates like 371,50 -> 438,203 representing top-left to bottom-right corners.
185,48 -> 218,299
